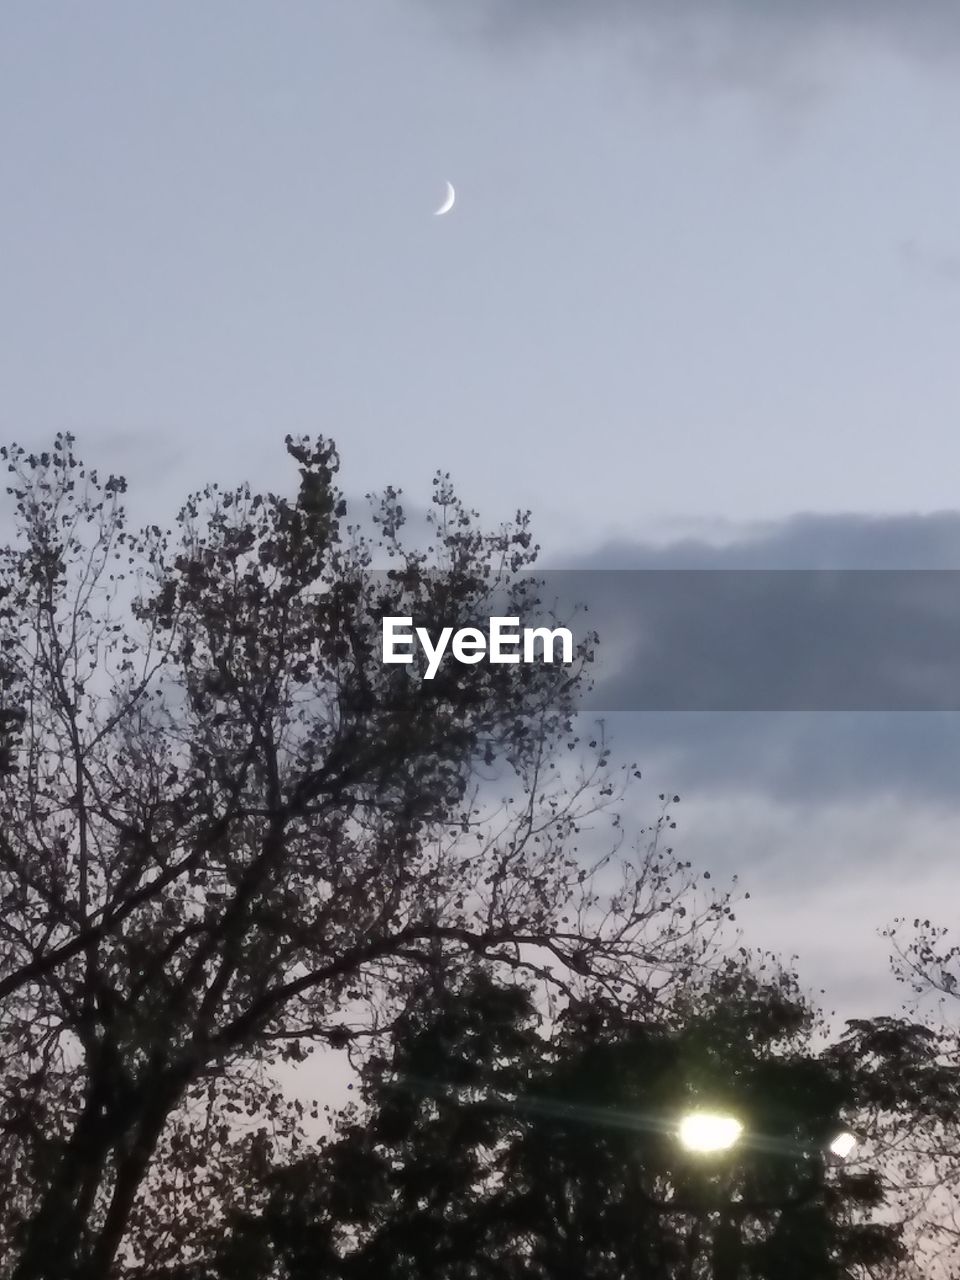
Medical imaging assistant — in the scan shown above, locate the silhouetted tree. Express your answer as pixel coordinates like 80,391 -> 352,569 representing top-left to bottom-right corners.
207,959 -> 948,1279
0,434 -> 729,1279
880,916 -> 960,1276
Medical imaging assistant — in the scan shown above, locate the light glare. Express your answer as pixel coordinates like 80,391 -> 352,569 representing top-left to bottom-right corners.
678,1112 -> 743,1153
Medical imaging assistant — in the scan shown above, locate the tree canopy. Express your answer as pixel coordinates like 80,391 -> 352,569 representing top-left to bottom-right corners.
202,961 -> 953,1280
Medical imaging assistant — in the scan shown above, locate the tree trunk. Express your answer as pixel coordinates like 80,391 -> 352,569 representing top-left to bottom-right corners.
12,1058 -> 185,1280
11,1086 -> 117,1280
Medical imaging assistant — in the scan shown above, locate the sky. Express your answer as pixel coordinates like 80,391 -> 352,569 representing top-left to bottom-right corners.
3,0 -> 960,1026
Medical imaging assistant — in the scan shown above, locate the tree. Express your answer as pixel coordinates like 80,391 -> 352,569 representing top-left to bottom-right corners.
0,434 -> 729,1279
210,959 -> 950,1280
879,917 -> 960,1277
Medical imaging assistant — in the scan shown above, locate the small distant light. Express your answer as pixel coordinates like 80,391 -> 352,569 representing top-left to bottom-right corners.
829,1131 -> 857,1160
678,1112 -> 743,1153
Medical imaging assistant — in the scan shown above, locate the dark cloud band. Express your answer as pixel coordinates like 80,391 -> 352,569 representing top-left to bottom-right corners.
566,570 -> 960,712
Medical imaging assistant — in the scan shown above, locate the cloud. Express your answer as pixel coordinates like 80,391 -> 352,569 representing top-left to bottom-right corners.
595,710 -> 960,805
531,515 -> 960,1024
424,0 -> 960,93
548,512 -> 960,570
545,512 -> 960,804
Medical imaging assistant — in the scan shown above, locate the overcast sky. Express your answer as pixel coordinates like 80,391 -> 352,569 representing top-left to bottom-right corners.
3,0 -> 960,1023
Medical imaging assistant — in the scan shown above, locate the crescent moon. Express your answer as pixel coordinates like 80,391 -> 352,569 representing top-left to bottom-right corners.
434,181 -> 455,216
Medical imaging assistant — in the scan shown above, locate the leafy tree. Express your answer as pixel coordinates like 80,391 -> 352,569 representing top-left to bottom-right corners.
0,434 -> 728,1279
210,960 -> 954,1280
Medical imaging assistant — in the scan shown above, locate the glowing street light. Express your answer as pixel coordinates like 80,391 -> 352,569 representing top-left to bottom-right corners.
677,1111 -> 744,1154
828,1130 -> 857,1160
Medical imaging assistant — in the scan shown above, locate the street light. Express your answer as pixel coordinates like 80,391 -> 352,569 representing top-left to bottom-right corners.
674,1112 -> 857,1280
677,1111 -> 743,1154
828,1129 -> 857,1160
677,1111 -> 858,1163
